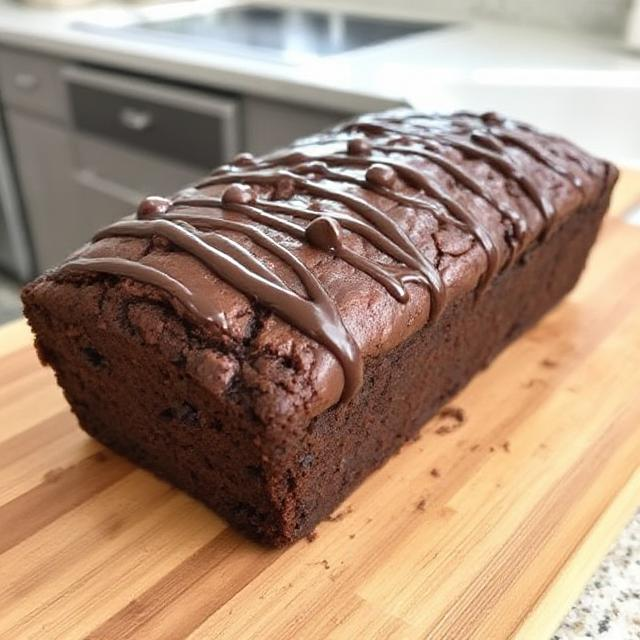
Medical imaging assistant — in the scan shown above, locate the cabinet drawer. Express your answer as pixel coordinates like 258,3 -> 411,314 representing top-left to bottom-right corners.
64,65 -> 240,169
71,131 -> 203,205
0,49 -> 68,122
5,109 -> 78,271
73,171 -> 140,235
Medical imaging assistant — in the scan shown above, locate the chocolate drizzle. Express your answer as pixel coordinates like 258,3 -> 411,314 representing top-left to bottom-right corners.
58,110 -> 585,403
335,116 -> 560,227
196,168 -> 446,312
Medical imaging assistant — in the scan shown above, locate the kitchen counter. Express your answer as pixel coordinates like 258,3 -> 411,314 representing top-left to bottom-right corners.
0,0 -> 399,113
1,0 -> 640,163
1,2 -> 639,635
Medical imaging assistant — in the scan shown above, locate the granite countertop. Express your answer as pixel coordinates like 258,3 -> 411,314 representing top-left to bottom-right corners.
554,509 -> 640,639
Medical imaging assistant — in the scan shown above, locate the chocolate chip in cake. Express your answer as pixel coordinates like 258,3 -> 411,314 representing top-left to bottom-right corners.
82,346 -> 105,368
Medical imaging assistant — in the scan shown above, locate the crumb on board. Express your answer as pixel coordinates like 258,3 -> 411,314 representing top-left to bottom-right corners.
328,505 -> 354,522
349,533 -> 356,539
435,405 -> 466,435
430,468 -> 440,478
416,498 -> 427,511
489,446 -> 496,452
306,530 -> 318,543
440,405 -> 465,422
501,441 -> 511,453
469,444 -> 480,452
541,357 -> 558,369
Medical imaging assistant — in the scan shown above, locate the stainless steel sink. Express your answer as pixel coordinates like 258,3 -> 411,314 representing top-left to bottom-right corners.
74,3 -> 450,63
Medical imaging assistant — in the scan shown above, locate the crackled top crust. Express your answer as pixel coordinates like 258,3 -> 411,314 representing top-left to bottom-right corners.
43,109 -> 614,419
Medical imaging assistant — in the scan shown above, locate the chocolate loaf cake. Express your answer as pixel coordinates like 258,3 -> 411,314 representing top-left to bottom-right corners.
22,110 -> 617,546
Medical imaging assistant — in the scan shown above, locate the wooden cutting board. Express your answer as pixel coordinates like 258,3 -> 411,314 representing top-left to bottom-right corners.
2,181 -> 640,640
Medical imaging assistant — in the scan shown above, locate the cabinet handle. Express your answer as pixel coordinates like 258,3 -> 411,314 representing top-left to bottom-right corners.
14,73 -> 39,91
118,107 -> 154,132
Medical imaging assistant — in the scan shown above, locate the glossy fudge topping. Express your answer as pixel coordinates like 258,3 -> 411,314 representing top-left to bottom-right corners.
55,109 -> 610,414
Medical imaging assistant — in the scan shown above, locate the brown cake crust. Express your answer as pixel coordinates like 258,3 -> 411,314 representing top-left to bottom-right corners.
21,110 -> 618,545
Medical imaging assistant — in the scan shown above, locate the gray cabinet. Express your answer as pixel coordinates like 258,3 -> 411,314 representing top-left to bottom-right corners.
62,65 -> 241,249
63,65 -> 241,171
0,47 -> 76,273
5,109 -> 85,271
0,109 -> 32,280
1,58 -> 245,272
0,48 -> 68,122
0,46 -> 354,274
244,97 -> 352,155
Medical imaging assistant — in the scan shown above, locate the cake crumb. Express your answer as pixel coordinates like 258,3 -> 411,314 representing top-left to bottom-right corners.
501,441 -> 511,453
541,357 -> 558,369
430,468 -> 440,478
435,405 -> 466,435
489,446 -> 496,452
349,533 -> 356,539
321,559 -> 330,570
416,498 -> 427,511
440,405 -> 465,422
328,505 -> 353,522
469,444 -> 480,452
306,530 -> 318,543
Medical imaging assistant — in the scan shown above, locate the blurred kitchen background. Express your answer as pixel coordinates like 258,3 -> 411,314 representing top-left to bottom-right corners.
1,0 -> 640,322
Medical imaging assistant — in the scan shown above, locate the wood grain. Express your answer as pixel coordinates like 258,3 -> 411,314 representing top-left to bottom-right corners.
1,178 -> 639,640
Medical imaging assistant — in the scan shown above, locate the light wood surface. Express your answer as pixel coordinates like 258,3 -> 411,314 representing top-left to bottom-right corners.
609,167 -> 640,220
1,179 -> 640,639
